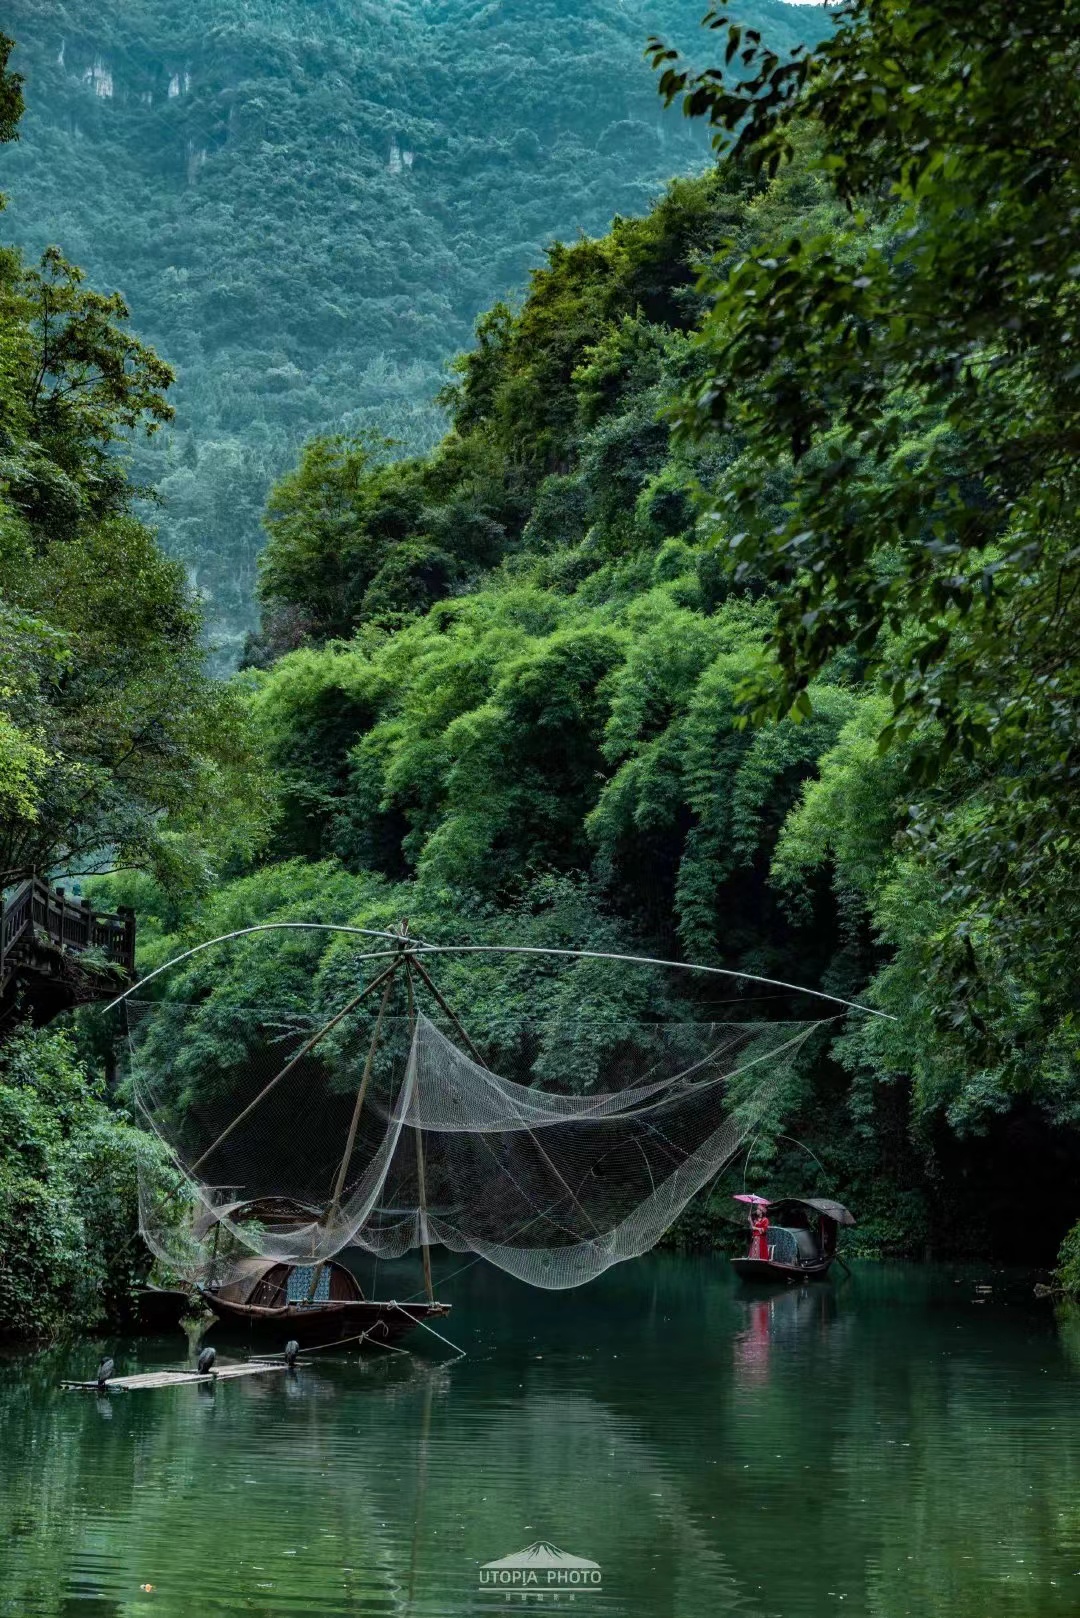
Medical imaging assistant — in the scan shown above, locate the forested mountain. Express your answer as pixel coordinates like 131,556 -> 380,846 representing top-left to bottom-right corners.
111,0 -> 1080,1266
4,0 -> 1079,1340
1,0 -> 820,657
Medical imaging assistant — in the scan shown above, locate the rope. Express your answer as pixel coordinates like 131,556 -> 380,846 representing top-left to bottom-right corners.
398,1253 -> 486,1304
390,1302 -> 466,1358
259,1326 -> 410,1358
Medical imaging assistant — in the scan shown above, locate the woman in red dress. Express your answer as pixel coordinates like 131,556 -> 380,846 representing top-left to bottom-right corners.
749,1210 -> 770,1261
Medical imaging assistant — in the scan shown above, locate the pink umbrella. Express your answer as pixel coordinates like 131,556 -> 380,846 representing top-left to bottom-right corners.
732,1193 -> 770,1205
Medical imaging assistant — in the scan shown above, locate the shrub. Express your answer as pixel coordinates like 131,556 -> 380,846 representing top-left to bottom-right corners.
0,1026 -> 151,1340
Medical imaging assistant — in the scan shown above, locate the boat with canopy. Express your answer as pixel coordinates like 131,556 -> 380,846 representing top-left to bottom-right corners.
731,1194 -> 855,1283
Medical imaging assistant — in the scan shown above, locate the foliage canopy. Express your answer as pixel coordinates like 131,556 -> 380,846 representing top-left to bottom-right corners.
1,0 -> 818,654
212,0 -> 1080,1262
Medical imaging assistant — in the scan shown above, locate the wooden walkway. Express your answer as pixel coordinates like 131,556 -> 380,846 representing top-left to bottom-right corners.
63,1361 -> 306,1392
1,876 -> 136,1028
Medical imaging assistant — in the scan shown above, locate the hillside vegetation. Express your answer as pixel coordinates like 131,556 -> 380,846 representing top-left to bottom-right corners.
0,35 -> 240,1336
115,0 -> 1080,1261
1,0 -> 817,656
3,1 -> 1080,1336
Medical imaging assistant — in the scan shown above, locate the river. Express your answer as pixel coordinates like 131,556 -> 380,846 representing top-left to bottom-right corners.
2,1259 -> 1078,1617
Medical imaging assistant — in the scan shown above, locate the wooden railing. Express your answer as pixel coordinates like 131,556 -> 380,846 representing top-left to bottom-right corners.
0,876 -> 135,989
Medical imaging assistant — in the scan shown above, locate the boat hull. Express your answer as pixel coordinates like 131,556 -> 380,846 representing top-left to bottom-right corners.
199,1290 -> 449,1349
731,1257 -> 833,1284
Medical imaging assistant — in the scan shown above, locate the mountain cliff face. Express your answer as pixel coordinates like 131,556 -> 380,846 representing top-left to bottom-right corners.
1,0 -> 820,653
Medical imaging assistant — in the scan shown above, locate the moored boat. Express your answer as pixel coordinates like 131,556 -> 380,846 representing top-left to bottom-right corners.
200,1256 -> 450,1348
731,1195 -> 854,1283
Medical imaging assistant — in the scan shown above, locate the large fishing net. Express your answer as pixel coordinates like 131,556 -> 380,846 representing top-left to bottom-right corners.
129,993 -> 822,1291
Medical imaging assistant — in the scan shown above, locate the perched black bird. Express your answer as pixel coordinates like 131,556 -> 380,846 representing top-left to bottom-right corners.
284,1339 -> 300,1368
96,1356 -> 114,1390
197,1346 -> 217,1377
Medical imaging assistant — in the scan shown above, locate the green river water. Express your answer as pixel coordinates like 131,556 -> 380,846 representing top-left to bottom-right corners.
2,1259 -> 1079,1618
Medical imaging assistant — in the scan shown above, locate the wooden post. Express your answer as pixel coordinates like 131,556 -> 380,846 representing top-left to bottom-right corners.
406,957 -> 434,1304
117,906 -> 136,974
306,960 -> 400,1300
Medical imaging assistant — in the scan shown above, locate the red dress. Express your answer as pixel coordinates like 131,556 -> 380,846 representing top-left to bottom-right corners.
749,1215 -> 770,1261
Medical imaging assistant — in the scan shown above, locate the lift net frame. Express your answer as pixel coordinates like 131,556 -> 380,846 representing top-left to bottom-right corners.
130,996 -> 823,1292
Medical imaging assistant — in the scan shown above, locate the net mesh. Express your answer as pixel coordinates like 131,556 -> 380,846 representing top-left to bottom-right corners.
129,997 -> 820,1292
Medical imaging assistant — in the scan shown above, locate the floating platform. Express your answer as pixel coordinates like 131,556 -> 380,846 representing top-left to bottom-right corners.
62,1360 -> 307,1392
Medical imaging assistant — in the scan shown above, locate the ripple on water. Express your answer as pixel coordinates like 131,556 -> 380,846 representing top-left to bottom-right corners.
2,1261 -> 1078,1618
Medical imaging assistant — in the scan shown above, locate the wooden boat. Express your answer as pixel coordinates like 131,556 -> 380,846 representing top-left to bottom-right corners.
200,1256 -> 450,1349
731,1196 -> 855,1284
156,930 -> 456,1349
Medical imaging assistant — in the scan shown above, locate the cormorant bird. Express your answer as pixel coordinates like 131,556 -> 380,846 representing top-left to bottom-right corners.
96,1356 -> 114,1390
284,1339 -> 300,1368
197,1345 -> 217,1377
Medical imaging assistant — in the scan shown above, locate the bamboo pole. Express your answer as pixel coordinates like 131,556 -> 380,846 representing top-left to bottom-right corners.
414,1134 -> 435,1305
306,962 -> 400,1299
189,959 -> 400,1176
208,1216 -> 221,1289
408,953 -> 486,1064
328,966 -> 398,1219
406,958 -> 434,1304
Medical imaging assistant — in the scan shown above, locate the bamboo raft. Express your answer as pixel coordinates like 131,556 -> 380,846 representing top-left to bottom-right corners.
62,1360 -> 307,1392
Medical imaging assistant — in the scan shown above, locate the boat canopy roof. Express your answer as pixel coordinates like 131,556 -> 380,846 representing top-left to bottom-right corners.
210,1255 -> 355,1304
210,1257 -> 281,1303
771,1196 -> 856,1227
732,1194 -> 855,1227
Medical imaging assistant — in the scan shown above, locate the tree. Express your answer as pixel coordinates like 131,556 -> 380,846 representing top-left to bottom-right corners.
0,90 -> 268,891
0,33 -> 22,149
649,0 -> 1080,1087
0,2 -> 819,644
0,1023 -> 153,1339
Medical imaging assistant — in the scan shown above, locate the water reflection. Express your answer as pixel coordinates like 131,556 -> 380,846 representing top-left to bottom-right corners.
733,1281 -> 845,1388
1,1260 -> 1078,1618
